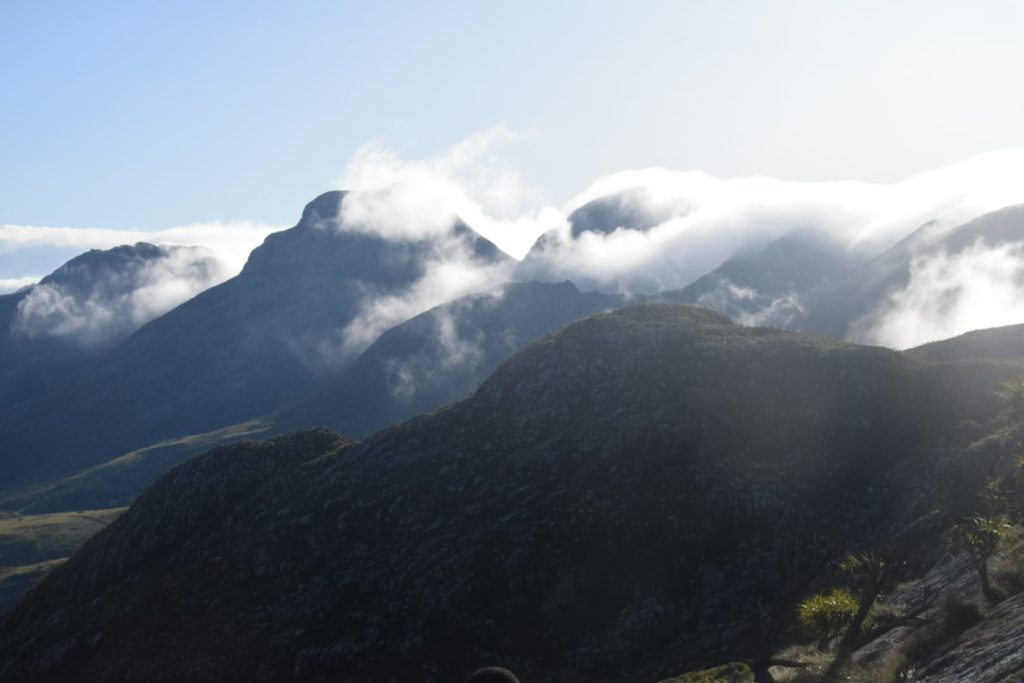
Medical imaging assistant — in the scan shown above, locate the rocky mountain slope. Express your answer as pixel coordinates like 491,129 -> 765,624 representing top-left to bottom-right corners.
0,507 -> 124,614
8,198 -> 1024,488
1,304 -> 1017,682
662,229 -> 857,328
285,280 -> 623,437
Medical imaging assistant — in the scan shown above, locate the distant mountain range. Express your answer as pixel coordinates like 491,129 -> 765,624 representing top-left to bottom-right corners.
0,191 -> 513,483
4,192 -> 1024,489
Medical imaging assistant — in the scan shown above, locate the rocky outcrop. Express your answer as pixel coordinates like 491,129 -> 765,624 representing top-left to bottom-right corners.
918,591 -> 1024,682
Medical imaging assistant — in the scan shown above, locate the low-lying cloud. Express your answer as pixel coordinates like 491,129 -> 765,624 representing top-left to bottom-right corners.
520,152 -> 1024,295
9,133 -> 1024,355
855,239 -> 1024,349
332,134 -> 1024,347
319,232 -> 514,364
695,279 -> 806,329
12,245 -> 231,348
337,128 -> 562,257
384,302 -> 490,401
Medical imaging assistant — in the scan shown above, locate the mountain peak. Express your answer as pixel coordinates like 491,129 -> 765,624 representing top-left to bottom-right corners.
567,187 -> 687,238
40,242 -> 168,288
297,190 -> 347,230
244,190 -> 510,277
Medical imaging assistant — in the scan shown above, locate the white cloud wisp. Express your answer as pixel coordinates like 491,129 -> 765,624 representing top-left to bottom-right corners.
12,245 -> 232,348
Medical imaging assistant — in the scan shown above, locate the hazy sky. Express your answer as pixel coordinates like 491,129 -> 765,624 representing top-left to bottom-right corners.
2,0 -> 1024,283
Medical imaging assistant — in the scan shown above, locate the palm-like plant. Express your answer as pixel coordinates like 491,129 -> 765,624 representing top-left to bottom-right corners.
949,515 -> 1010,603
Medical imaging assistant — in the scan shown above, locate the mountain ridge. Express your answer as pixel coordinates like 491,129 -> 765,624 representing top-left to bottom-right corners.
2,304 -> 1014,682
0,191 -> 511,485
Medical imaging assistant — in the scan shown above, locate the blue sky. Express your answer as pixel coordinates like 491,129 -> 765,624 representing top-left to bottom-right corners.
2,1 -> 1024,282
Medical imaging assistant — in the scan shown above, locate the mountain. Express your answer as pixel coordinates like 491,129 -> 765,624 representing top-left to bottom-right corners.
802,204 -> 1024,341
662,228 -> 858,328
1,304 -> 1013,682
513,187 -> 690,289
905,322 -> 1024,363
657,204 -> 1024,345
0,420 -> 271,617
0,507 -> 124,615
0,281 -> 621,511
0,281 -> 619,613
0,243 -> 225,412
566,187 -> 687,237
285,280 -> 623,437
0,191 -> 511,485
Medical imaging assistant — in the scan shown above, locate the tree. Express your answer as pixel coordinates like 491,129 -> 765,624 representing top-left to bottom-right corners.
980,476 -> 1012,517
997,378 -> 1024,424
738,531 -> 837,683
744,598 -> 811,683
949,514 -> 1009,603
797,588 -> 859,651
821,548 -> 899,676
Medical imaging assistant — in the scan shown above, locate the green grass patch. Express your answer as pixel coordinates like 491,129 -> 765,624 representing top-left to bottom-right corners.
0,419 -> 271,514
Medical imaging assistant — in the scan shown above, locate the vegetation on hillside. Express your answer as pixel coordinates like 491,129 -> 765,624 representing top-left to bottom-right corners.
5,305 -> 1024,681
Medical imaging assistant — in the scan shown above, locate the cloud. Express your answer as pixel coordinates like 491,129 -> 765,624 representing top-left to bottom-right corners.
695,279 -> 806,329
0,220 -> 278,276
300,129 -> 542,365
0,276 -> 40,294
329,134 -> 1024,352
337,127 -> 561,257
11,133 -> 1023,357
339,133 -> 1024,305
521,148 -> 1024,295
383,302 -> 489,401
853,239 -> 1024,349
11,245 -> 231,347
319,233 -> 514,364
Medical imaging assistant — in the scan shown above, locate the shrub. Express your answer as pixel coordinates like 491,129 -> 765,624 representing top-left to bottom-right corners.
938,595 -> 983,638
798,588 -> 860,649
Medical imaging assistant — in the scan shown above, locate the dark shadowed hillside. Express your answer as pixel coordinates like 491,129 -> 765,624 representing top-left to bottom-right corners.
0,304 -> 1013,683
0,281 -> 623,517
285,280 -> 624,437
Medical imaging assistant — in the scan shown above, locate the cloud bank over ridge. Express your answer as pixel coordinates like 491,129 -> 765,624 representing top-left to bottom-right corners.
9,132 -> 1024,352
11,244 -> 232,348
330,135 -> 1024,349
